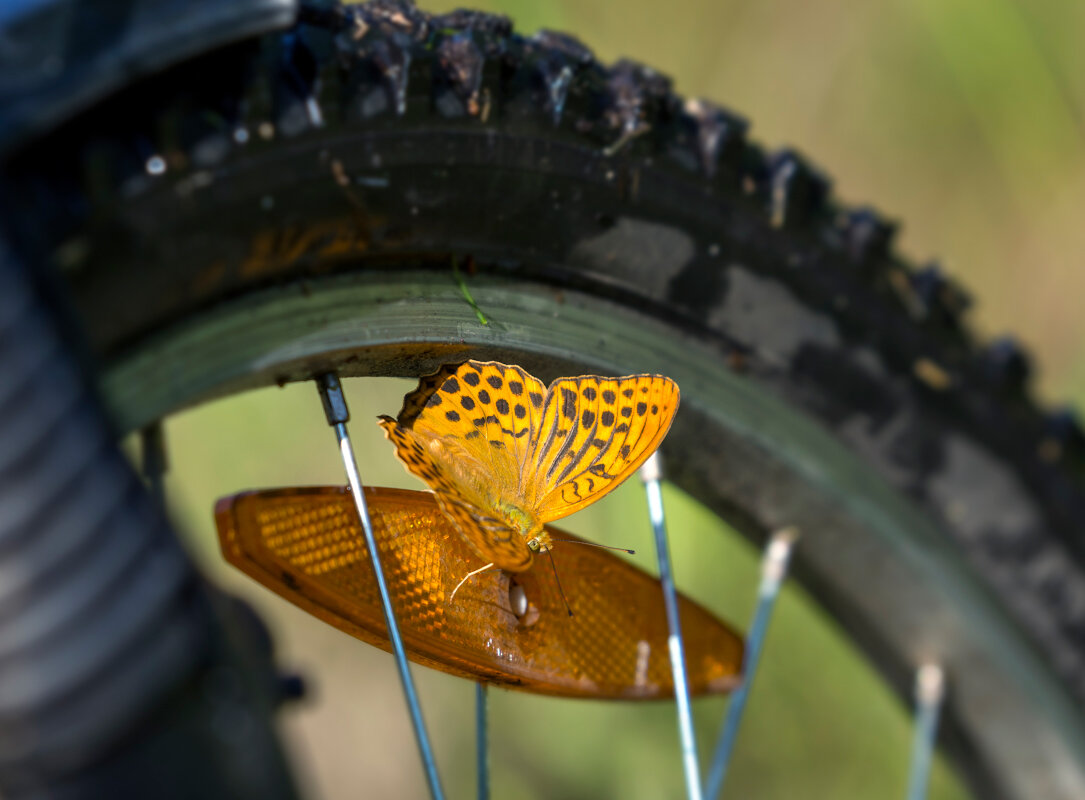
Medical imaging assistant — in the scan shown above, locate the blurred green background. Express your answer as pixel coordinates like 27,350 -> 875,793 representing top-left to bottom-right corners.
154,0 -> 1085,797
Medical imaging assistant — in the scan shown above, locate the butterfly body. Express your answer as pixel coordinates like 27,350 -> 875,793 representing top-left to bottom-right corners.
493,500 -> 551,552
379,360 -> 679,575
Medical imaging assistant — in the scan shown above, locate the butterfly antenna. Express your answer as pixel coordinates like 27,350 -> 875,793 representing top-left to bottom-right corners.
546,549 -> 574,617
549,538 -> 635,555
449,562 -> 495,603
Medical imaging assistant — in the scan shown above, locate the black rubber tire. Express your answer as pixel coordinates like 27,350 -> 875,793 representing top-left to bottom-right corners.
4,1 -> 1085,798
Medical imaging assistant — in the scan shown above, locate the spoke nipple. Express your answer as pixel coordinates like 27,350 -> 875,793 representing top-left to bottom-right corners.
763,527 -> 798,586
639,451 -> 664,483
772,525 -> 801,546
317,373 -> 350,425
916,663 -> 946,706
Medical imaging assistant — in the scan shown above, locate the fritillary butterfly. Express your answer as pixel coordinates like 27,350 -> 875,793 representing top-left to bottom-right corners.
378,360 -> 680,572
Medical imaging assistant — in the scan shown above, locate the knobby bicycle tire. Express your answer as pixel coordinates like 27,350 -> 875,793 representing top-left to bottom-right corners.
3,1 -> 1085,798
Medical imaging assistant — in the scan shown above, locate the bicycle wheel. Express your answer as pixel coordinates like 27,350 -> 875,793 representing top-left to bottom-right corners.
4,1 -> 1085,798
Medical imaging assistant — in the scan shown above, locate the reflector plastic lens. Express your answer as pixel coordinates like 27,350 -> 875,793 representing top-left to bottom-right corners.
215,486 -> 742,699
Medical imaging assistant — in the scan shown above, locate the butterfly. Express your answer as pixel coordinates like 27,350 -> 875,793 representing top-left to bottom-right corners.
378,360 -> 680,574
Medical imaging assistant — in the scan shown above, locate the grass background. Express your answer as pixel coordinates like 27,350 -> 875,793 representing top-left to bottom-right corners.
155,0 -> 1085,797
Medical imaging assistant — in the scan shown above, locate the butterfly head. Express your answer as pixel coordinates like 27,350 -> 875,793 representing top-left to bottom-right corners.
497,501 -> 551,554
526,530 -> 553,554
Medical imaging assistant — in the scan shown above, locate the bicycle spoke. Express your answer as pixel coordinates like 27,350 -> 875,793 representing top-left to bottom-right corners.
905,664 -> 946,800
316,374 -> 445,800
639,452 -> 703,800
705,527 -> 798,799
476,683 -> 490,800
139,422 -> 167,507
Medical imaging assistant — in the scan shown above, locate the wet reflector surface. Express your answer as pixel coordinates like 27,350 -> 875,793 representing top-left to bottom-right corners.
215,486 -> 742,698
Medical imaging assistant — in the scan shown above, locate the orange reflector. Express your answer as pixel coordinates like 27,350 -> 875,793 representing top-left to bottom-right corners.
215,486 -> 743,699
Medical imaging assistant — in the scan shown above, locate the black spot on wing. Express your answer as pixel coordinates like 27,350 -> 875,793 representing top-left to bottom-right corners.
443,377 -> 460,394
446,410 -> 461,422
462,371 -> 480,386
530,391 -> 543,409
561,388 -> 577,419
587,464 -> 614,478
478,389 -> 491,404
602,389 -> 616,404
582,386 -> 597,401
496,398 -> 510,414
487,375 -> 503,389
509,381 -> 523,396
461,396 -> 475,410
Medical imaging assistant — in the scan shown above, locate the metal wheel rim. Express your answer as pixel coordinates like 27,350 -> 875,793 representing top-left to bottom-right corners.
103,269 -> 1085,800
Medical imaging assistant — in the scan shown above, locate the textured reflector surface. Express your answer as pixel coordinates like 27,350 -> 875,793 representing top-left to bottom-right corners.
215,486 -> 742,698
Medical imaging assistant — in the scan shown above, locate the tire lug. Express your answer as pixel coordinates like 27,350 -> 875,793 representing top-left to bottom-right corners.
981,336 -> 1032,394
842,207 -> 896,267
768,149 -> 830,228
274,32 -> 323,136
599,61 -> 668,154
671,98 -> 747,180
340,32 -> 413,119
909,263 -> 972,326
434,33 -> 485,118
1037,408 -> 1085,463
523,32 -> 593,127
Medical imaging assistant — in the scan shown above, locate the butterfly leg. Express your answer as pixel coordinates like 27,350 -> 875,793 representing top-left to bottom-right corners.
449,562 -> 496,603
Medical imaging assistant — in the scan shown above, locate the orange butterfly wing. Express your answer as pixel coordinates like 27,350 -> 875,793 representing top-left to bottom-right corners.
527,374 -> 679,522
379,360 -> 550,572
381,361 -> 679,564
378,416 -> 534,571
403,361 -> 548,495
